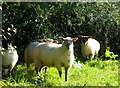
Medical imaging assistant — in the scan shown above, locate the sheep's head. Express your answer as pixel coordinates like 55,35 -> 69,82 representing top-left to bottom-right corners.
2,40 -> 11,50
59,37 -> 78,50
78,35 -> 93,44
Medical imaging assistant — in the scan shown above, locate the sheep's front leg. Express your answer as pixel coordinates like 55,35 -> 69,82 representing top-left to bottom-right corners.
10,67 -> 16,77
89,54 -> 94,60
39,67 -> 43,74
8,65 -> 13,77
8,69 -> 12,77
26,63 -> 30,69
57,67 -> 62,78
65,67 -> 70,81
35,66 -> 40,75
34,57 -> 42,75
35,66 -> 43,76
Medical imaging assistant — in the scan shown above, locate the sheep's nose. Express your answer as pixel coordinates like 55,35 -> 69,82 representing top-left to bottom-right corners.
68,42 -> 71,46
66,42 -> 72,50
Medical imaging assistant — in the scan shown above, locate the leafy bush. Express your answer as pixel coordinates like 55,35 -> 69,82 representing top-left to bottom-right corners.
2,2 -> 120,62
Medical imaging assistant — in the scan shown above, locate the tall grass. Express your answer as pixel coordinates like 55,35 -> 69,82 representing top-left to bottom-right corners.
0,59 -> 119,87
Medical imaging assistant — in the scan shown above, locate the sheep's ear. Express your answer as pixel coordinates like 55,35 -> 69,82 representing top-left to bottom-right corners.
78,35 -> 83,38
88,36 -> 92,38
72,37 -> 78,42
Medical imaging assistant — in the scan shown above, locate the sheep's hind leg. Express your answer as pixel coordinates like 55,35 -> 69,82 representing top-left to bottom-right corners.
26,63 -> 30,69
35,66 -> 43,76
57,67 -> 62,78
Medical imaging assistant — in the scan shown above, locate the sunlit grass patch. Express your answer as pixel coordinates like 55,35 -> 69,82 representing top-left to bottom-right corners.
0,59 -> 119,87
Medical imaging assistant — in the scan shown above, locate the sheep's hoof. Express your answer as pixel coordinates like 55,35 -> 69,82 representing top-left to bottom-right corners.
65,79 -> 68,81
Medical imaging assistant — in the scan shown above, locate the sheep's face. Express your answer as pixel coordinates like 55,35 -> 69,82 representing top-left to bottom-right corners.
64,40 -> 73,50
81,37 -> 88,44
2,40 -> 10,50
78,35 -> 92,44
60,37 -> 78,50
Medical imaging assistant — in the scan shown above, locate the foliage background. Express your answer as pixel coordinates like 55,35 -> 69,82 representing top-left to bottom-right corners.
2,2 -> 120,62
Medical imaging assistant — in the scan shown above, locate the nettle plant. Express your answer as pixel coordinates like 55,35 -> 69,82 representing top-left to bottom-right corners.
101,47 -> 118,60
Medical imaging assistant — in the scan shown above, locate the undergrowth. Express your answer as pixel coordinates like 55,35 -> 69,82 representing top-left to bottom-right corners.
0,59 -> 119,87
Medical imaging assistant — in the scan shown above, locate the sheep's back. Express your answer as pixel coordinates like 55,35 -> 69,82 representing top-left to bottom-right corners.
25,42 -> 39,63
34,43 -> 74,67
81,38 -> 100,56
87,39 -> 100,52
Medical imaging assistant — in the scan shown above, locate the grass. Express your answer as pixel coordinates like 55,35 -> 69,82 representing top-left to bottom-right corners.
0,59 -> 119,87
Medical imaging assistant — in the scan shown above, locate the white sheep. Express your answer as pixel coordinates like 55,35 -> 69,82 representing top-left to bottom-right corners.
24,42 -> 40,69
0,46 -> 3,76
2,44 -> 18,76
40,38 -> 58,43
78,35 -> 100,60
24,39 -> 58,69
33,37 -> 78,81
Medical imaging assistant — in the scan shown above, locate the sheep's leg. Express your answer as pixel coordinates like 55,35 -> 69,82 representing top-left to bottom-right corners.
34,57 -> 42,75
65,67 -> 70,81
8,65 -> 12,77
94,53 -> 98,60
11,67 -> 16,76
8,69 -> 11,77
86,57 -> 89,60
38,67 -> 43,74
84,55 -> 89,60
26,63 -> 30,69
89,54 -> 94,60
44,67 -> 47,73
35,66 -> 40,75
95,53 -> 98,57
57,67 -> 62,78
35,66 -> 43,76
2,69 -> 5,76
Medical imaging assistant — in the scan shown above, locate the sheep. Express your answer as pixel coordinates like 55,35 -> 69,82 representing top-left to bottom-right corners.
0,46 -> 3,77
24,42 -> 40,69
40,38 -> 58,43
2,43 -> 18,77
78,35 -> 100,60
24,39 -> 58,69
33,37 -> 78,81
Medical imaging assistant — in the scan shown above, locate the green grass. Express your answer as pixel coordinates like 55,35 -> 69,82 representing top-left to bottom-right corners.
0,59 -> 119,87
